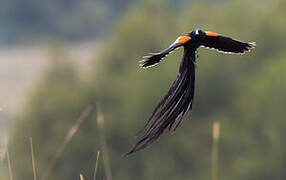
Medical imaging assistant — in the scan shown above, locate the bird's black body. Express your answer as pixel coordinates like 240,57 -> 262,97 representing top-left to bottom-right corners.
126,29 -> 255,156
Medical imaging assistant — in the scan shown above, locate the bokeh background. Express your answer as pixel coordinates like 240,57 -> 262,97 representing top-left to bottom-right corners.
0,0 -> 286,179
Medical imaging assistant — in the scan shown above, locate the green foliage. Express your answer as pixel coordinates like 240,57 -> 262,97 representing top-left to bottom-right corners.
6,0 -> 286,179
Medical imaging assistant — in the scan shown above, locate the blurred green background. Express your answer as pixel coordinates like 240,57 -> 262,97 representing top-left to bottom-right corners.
1,0 -> 286,179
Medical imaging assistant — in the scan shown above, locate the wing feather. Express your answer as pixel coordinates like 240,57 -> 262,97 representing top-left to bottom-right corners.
201,35 -> 255,54
139,36 -> 191,68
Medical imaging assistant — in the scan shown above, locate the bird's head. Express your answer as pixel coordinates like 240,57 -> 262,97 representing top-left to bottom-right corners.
185,29 -> 221,46
170,29 -> 216,47
188,29 -> 206,42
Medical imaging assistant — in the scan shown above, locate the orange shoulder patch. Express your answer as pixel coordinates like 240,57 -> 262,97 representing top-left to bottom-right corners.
178,36 -> 191,44
205,31 -> 220,37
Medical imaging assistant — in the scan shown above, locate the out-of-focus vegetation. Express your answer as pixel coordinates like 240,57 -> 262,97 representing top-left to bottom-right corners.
0,0 -> 192,44
2,0 -> 286,179
0,0 -> 221,44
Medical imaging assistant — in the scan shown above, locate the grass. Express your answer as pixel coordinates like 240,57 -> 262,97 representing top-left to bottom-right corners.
3,104 -> 114,180
80,173 -> 84,180
94,151 -> 100,180
4,108 -> 221,180
212,122 -> 220,180
5,138 -> 13,180
97,107 -> 113,180
29,137 -> 37,180
41,105 -> 93,180
80,150 -> 101,180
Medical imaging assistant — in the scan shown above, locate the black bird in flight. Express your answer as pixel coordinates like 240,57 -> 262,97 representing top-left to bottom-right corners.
126,29 -> 255,156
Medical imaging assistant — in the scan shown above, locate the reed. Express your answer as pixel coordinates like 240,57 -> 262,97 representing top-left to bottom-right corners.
80,173 -> 84,180
41,105 -> 93,180
93,151 -> 100,180
5,138 -> 13,180
30,137 -> 37,180
97,107 -> 112,180
211,122 -> 220,180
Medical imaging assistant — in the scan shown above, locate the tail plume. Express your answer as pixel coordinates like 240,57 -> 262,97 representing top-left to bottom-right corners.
126,51 -> 196,156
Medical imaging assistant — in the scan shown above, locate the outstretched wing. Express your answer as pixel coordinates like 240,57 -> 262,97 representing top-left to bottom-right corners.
126,50 -> 196,156
201,31 -> 256,54
139,36 -> 191,68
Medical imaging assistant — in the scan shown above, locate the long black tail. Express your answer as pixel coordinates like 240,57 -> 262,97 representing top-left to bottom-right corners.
126,50 -> 196,156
